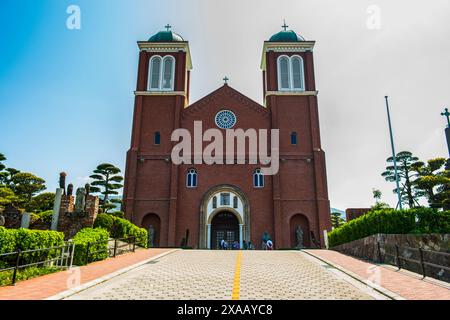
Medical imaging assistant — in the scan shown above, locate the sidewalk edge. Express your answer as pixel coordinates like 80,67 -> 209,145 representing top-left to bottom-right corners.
45,249 -> 180,300
302,250 -> 406,300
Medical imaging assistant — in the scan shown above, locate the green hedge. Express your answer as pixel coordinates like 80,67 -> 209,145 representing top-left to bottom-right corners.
0,227 -> 65,265
94,214 -> 148,248
72,228 -> 110,266
328,208 -> 450,247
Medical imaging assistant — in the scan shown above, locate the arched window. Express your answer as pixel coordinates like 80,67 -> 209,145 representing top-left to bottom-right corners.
277,55 -> 305,91
233,196 -> 238,209
253,169 -> 264,188
149,56 -> 162,90
278,56 -> 290,90
154,132 -> 161,145
162,56 -> 175,90
291,132 -> 297,145
187,168 -> 197,188
291,56 -> 305,90
148,55 -> 175,91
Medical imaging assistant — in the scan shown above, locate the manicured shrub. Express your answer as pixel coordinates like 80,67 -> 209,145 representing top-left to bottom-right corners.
328,208 -> 450,247
93,213 -> 115,231
72,228 -> 110,266
94,214 -> 148,248
0,227 -> 64,266
0,227 -> 16,254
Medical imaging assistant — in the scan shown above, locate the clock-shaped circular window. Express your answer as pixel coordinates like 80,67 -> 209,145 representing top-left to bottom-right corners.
215,110 -> 237,129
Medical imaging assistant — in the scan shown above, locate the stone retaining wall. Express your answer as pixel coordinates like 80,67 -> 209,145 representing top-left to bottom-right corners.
332,234 -> 450,282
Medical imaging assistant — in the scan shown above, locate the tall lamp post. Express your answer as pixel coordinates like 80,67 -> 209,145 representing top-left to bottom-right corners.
385,96 -> 403,210
441,107 -> 450,161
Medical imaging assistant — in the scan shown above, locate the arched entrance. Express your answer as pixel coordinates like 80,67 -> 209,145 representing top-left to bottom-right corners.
210,211 -> 240,249
199,184 -> 250,249
141,213 -> 161,247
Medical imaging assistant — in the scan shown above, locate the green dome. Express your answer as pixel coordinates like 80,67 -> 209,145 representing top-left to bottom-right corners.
269,30 -> 305,42
148,30 -> 184,42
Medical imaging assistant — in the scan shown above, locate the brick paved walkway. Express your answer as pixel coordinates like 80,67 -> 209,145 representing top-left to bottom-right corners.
304,249 -> 450,300
0,248 -> 170,300
65,250 -> 376,300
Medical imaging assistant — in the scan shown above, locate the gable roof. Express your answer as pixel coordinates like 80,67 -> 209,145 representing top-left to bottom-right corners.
182,85 -> 269,119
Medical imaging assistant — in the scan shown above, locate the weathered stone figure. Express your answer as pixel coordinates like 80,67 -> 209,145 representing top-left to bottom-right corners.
0,215 -> 5,226
74,187 -> 86,212
67,184 -> 74,196
148,225 -> 155,247
295,225 -> 304,248
59,172 -> 67,194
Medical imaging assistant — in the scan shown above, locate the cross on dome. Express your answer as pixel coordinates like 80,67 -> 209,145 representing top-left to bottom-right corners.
165,24 -> 172,31
282,20 -> 289,31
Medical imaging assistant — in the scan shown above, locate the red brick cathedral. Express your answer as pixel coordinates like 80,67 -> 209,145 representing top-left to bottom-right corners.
123,25 -> 332,249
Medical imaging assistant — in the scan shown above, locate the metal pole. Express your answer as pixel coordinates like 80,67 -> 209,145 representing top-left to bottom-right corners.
11,250 -> 21,285
419,247 -> 426,278
385,96 -> 403,210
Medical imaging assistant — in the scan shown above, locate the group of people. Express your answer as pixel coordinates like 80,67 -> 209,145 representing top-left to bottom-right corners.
219,238 -> 274,250
219,239 -> 256,250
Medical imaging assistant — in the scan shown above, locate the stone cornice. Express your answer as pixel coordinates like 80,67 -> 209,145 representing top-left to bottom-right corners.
265,90 -> 318,96
135,91 -> 186,97
260,41 -> 315,70
137,41 -> 193,70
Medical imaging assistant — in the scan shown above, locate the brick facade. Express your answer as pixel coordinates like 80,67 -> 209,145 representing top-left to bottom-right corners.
123,34 -> 332,249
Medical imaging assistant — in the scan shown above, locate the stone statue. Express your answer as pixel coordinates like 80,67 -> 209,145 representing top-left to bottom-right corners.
295,225 -> 304,248
0,215 -> 5,227
67,184 -> 74,196
74,187 -> 86,212
59,172 -> 67,194
148,225 -> 155,248
85,183 -> 90,196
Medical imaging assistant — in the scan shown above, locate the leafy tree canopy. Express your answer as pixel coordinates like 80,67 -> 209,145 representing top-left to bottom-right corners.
89,163 -> 124,213
25,192 -> 55,213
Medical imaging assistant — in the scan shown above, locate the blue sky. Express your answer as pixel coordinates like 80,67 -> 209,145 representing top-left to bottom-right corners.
1,0 -> 449,209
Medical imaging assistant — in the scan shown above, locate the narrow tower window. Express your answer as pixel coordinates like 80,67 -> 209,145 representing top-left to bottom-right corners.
233,196 -> 238,209
253,169 -> 264,188
162,56 -> 175,90
154,132 -> 161,145
278,56 -> 290,90
149,56 -> 162,90
291,132 -> 297,145
187,168 -> 197,188
291,56 -> 305,90
212,196 -> 217,209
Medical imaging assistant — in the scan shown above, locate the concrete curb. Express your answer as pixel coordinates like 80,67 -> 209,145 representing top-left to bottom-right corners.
301,250 -> 406,300
45,249 -> 180,300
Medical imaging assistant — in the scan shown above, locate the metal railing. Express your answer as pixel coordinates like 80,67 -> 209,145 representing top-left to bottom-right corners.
0,236 -> 137,286
377,242 -> 450,280
0,242 -> 75,285
84,237 -> 136,265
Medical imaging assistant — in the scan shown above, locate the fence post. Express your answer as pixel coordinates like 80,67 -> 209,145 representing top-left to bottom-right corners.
69,241 -> 75,269
419,247 -> 426,278
11,250 -> 21,286
85,242 -> 91,265
113,239 -> 118,258
395,245 -> 402,270
132,237 -> 136,252
377,241 -> 383,263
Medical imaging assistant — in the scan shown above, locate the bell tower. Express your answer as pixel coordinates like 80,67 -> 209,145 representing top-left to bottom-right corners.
261,22 -> 331,247
123,26 -> 193,246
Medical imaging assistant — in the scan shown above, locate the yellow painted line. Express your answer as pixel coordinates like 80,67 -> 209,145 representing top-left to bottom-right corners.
231,251 -> 243,300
